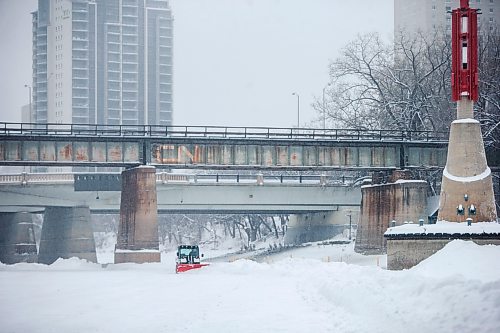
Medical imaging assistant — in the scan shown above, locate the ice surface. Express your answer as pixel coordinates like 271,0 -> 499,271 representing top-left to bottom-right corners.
1,240 -> 499,333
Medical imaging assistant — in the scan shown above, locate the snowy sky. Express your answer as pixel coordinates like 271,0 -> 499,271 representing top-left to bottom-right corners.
0,0 -> 393,128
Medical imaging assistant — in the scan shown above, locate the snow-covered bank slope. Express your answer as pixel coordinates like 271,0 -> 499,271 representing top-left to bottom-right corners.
0,240 -> 499,333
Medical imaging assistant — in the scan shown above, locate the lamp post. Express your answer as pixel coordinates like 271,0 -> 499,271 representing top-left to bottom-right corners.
292,92 -> 300,129
24,84 -> 33,173
322,83 -> 331,129
24,84 -> 32,127
346,211 -> 352,240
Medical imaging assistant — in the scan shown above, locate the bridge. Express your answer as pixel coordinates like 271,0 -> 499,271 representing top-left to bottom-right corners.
0,170 -> 362,264
0,122 -> 448,170
0,172 -> 361,214
0,122 -> 449,265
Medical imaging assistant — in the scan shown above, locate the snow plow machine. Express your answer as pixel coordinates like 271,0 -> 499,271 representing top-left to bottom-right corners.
175,245 -> 209,273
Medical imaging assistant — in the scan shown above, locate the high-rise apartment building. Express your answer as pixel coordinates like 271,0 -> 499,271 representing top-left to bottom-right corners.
32,0 -> 173,127
394,0 -> 499,35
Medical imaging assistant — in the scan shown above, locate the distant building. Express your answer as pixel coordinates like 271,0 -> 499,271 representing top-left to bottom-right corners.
394,0 -> 500,36
21,104 -> 33,124
32,0 -> 173,127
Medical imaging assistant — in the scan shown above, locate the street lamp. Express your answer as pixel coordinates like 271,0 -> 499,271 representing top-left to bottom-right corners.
292,92 -> 300,128
24,84 -> 32,127
346,211 -> 352,240
322,83 -> 331,130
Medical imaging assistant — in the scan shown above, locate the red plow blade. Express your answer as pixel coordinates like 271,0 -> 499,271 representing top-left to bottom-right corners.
176,263 -> 209,273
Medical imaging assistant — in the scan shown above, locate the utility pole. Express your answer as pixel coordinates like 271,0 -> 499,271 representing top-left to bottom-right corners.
322,83 -> 330,129
292,92 -> 300,129
24,84 -> 32,127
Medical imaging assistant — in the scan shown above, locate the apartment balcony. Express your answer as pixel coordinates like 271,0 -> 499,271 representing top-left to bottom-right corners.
72,86 -> 87,92
73,73 -> 89,81
72,37 -> 88,41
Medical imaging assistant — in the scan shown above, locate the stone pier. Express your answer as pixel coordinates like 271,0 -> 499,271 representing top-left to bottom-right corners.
38,206 -> 97,264
115,166 -> 160,263
355,170 -> 428,254
0,212 -> 38,264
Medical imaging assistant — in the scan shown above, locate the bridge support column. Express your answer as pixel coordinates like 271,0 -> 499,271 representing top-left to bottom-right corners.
0,212 -> 37,264
38,206 -> 97,264
355,170 -> 428,255
284,210 -> 357,245
115,166 -> 160,264
438,99 -> 497,223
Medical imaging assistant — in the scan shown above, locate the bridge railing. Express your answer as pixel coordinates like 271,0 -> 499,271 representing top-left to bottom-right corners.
0,172 -> 362,186
0,122 -> 449,142
0,172 -> 74,185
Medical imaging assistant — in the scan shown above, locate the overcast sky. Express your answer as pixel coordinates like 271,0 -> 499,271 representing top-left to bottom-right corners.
0,0 -> 393,128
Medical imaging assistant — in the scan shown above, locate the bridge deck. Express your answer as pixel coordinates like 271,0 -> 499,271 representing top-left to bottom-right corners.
0,173 -> 362,214
0,122 -> 448,170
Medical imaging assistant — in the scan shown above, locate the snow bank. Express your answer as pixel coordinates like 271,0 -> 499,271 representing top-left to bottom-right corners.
412,240 -> 500,283
1,239 -> 499,333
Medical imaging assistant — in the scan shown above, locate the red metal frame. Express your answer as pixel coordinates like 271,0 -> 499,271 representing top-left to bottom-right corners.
451,0 -> 479,101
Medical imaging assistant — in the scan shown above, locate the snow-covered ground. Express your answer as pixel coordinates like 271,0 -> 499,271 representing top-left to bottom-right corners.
1,239 -> 499,333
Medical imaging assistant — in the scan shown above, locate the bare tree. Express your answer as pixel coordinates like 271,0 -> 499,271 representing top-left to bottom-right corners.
476,30 -> 500,154
314,31 -> 457,134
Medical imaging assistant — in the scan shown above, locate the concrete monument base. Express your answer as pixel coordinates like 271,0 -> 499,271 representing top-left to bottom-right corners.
384,221 -> 500,270
438,99 -> 497,223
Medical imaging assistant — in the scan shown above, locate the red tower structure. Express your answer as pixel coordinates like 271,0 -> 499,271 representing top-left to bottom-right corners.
451,0 -> 479,101
438,0 -> 497,223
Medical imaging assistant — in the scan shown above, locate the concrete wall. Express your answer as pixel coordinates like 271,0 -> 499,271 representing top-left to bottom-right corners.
387,238 -> 500,270
355,178 -> 428,255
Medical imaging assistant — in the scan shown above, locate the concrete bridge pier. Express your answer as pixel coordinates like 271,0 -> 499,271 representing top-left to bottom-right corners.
354,170 -> 428,254
38,206 -> 97,264
0,212 -> 38,264
115,166 -> 160,263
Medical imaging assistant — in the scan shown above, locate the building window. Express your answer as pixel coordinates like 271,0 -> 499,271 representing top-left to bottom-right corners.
489,8 -> 493,14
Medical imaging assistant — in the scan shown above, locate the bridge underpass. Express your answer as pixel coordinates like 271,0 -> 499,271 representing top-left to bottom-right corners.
0,171 -> 362,264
